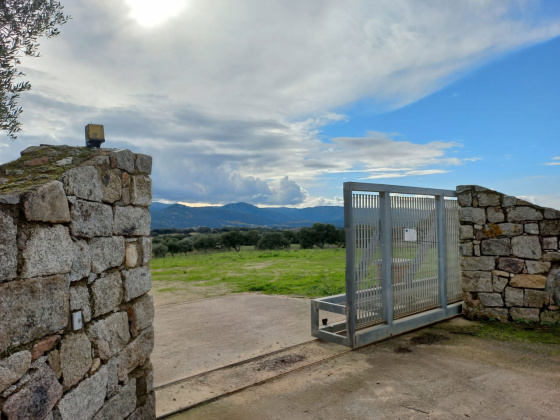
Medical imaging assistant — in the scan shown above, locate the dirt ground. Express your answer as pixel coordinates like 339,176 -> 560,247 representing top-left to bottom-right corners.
151,281 -> 235,308
167,317 -> 560,420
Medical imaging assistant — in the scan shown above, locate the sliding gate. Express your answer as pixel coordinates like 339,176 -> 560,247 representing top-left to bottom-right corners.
311,183 -> 462,348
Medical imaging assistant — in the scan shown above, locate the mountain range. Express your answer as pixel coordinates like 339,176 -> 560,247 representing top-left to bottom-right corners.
149,202 -> 344,229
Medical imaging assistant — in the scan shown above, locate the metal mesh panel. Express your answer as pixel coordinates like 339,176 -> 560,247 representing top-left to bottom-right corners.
445,199 -> 462,303
353,193 -> 383,328
391,196 -> 439,319
348,186 -> 461,334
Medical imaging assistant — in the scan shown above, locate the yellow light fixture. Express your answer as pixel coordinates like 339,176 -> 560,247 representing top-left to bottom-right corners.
85,124 -> 105,148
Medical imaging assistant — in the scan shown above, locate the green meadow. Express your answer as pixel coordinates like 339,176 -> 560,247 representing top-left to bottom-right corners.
150,246 -> 346,298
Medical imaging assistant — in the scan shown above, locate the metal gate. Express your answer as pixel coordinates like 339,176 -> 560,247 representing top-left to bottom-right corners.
311,183 -> 462,348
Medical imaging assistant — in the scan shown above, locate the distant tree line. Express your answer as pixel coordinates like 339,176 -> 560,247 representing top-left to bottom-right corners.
150,224 -> 345,258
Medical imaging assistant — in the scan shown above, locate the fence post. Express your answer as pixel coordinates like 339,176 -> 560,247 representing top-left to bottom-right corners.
436,195 -> 448,308
379,191 -> 394,325
310,300 -> 319,336
344,183 -> 356,347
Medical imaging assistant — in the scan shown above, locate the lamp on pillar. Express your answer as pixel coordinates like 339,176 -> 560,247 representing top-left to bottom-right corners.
85,124 -> 105,148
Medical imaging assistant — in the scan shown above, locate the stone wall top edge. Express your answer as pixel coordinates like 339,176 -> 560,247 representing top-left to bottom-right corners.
457,184 -> 560,214
457,185 -> 493,192
0,145 -> 151,197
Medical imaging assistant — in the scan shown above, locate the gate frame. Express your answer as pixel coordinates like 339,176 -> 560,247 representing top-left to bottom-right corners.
311,182 -> 462,348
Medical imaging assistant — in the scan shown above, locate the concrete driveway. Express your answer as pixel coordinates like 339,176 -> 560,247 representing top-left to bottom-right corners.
167,317 -> 560,420
152,293 -> 343,386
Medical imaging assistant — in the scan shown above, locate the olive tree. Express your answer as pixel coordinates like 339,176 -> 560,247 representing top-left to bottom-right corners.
221,231 -> 244,252
257,232 -> 290,250
178,238 -> 194,255
309,223 -> 339,249
152,243 -> 168,258
244,230 -> 261,249
298,227 -> 316,249
298,223 -> 340,249
165,239 -> 180,257
1,0 -> 69,139
193,234 -> 218,253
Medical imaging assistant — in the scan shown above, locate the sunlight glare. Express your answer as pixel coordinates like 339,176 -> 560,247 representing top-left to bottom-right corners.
124,0 -> 187,28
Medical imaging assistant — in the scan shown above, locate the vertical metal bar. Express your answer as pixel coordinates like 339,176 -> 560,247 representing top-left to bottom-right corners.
379,191 -> 394,325
436,195 -> 447,309
423,197 -> 428,308
311,301 -> 318,336
344,183 -> 357,347
420,197 -> 425,311
446,199 -> 461,303
409,196 -> 415,314
366,194 -> 371,323
357,193 -> 363,326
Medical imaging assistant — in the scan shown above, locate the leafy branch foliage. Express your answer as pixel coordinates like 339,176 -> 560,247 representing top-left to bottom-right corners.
1,0 -> 69,139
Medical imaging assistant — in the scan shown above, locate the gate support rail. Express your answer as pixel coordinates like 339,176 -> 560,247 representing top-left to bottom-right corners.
311,182 -> 461,348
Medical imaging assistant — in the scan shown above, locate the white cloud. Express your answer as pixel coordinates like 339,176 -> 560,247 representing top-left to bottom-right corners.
300,195 -> 344,208
518,195 -> 560,211
19,0 -> 560,119
2,0 -> 560,205
544,156 -> 560,166
363,169 -> 450,180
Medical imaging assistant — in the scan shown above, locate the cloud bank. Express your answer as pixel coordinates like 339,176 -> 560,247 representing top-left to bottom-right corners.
1,0 -> 559,205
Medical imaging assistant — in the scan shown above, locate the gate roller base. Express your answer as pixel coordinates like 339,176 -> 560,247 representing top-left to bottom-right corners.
311,295 -> 462,348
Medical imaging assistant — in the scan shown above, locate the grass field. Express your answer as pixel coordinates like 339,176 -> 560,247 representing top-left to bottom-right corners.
151,246 -> 346,299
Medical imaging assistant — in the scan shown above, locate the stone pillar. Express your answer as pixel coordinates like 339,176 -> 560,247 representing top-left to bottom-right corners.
0,145 -> 155,419
457,185 -> 560,323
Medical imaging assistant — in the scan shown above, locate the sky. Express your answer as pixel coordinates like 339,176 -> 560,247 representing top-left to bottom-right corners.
1,0 -> 560,208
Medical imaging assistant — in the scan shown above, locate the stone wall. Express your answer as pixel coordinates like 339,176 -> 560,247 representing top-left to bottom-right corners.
0,146 -> 155,419
458,185 -> 560,323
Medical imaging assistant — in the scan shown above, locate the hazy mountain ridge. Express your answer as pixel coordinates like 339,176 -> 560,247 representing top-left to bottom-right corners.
150,202 -> 344,229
